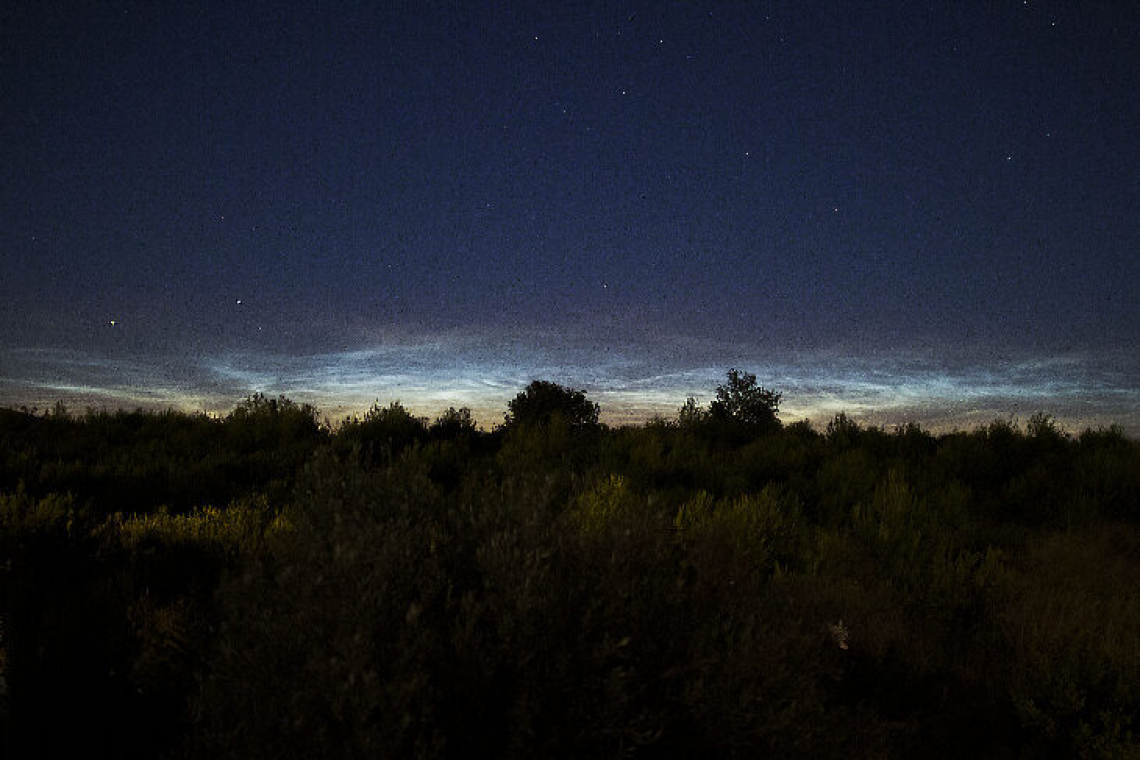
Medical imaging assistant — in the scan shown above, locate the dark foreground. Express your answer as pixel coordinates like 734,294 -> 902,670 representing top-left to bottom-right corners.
1,385 -> 1137,758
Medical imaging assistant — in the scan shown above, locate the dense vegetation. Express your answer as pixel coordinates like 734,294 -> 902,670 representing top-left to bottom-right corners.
2,376 -> 1138,758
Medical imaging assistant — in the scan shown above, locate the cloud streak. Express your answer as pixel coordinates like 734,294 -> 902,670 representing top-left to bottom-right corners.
1,330 -> 1135,435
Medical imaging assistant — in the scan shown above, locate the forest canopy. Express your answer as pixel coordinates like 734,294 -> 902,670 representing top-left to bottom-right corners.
1,373 -> 1138,759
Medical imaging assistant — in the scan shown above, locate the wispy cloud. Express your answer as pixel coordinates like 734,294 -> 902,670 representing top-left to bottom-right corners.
1,330 -> 1136,434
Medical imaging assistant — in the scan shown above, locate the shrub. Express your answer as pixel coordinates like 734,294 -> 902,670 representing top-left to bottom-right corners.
503,380 -> 600,432
573,474 -> 636,534
997,525 -> 1140,757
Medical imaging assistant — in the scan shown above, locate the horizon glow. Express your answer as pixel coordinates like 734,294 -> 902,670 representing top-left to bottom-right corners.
2,330 -> 1135,436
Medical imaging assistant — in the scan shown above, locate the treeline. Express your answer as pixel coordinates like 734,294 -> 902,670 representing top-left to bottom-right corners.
1,375 -> 1138,758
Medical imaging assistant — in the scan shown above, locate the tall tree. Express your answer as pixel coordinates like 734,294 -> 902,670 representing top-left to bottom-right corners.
504,380 -> 599,431
709,369 -> 782,434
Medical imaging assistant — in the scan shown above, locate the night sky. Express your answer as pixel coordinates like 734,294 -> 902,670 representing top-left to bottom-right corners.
2,1 -> 1137,432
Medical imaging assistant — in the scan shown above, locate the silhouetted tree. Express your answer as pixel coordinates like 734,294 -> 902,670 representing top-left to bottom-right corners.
677,397 -> 708,428
227,393 -> 324,447
430,406 -> 478,439
826,411 -> 861,448
708,369 -> 782,434
229,392 -> 319,424
363,401 -> 427,444
504,380 -> 599,431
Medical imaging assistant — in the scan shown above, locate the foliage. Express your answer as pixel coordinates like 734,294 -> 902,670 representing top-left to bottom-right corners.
573,473 -> 637,533
997,526 -> 1140,757
429,406 -> 477,440
0,402 -> 325,517
104,496 -> 286,557
676,396 -> 707,428
1,384 -> 1138,758
708,368 -> 782,435
503,379 -> 600,431
333,401 -> 428,464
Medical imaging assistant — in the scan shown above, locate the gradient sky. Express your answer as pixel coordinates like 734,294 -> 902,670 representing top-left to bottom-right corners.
2,1 -> 1137,432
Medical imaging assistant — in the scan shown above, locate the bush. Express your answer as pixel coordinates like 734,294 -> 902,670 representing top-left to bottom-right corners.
503,380 -> 600,432
334,401 -> 428,464
2,390 -> 1137,758
997,525 -> 1140,757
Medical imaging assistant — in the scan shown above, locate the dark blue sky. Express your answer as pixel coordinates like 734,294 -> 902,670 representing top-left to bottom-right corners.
2,1 -> 1137,430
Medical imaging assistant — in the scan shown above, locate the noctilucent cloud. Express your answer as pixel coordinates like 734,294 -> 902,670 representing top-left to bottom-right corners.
1,2 -> 1137,432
